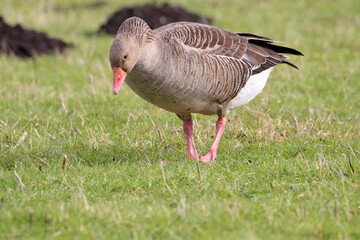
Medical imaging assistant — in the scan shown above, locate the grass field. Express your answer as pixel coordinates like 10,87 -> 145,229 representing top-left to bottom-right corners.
1,0 -> 360,239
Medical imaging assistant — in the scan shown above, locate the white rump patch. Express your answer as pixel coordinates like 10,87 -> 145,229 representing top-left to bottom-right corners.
228,67 -> 273,110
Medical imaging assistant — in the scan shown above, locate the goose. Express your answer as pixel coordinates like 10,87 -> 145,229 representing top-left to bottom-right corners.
109,17 -> 303,162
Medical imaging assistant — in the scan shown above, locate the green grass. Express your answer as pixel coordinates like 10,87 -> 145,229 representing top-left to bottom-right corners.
1,0 -> 360,239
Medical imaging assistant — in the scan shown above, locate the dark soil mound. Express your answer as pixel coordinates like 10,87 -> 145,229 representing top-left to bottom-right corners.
0,16 -> 71,58
98,3 -> 212,35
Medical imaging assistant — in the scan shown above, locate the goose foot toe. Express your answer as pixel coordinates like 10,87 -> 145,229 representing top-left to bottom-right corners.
200,151 -> 216,163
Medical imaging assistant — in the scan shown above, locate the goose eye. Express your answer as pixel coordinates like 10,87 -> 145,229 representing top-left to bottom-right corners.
123,54 -> 128,60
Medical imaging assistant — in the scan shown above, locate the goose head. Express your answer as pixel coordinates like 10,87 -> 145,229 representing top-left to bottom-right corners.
109,17 -> 153,95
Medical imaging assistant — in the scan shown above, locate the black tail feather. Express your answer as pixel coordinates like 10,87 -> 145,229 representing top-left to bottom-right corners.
250,40 -> 304,56
282,60 -> 299,69
237,33 -> 274,42
238,33 -> 303,56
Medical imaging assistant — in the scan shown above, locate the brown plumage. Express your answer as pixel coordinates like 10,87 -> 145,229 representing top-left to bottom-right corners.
109,17 -> 303,162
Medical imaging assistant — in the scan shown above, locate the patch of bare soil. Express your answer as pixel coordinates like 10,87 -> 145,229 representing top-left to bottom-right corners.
98,3 -> 212,34
0,16 -> 71,58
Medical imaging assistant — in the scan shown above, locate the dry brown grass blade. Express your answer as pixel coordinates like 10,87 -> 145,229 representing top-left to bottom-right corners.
292,112 -> 299,133
347,155 -> 355,174
348,143 -> 360,156
11,131 -> 27,153
196,161 -> 202,181
29,211 -> 33,228
270,182 -> 275,192
13,170 -> 25,189
1,233 -> 28,238
160,162 -> 172,192
71,128 -> 80,155
319,199 -> 330,213
334,194 -> 338,218
62,155 -> 67,173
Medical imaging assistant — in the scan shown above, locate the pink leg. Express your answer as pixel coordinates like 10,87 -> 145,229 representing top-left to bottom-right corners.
182,118 -> 199,160
201,117 -> 227,162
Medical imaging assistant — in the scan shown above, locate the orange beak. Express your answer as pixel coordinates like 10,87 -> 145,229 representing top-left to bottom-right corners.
112,67 -> 127,95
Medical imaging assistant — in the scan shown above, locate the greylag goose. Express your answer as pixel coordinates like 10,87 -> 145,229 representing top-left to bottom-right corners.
109,17 -> 303,162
